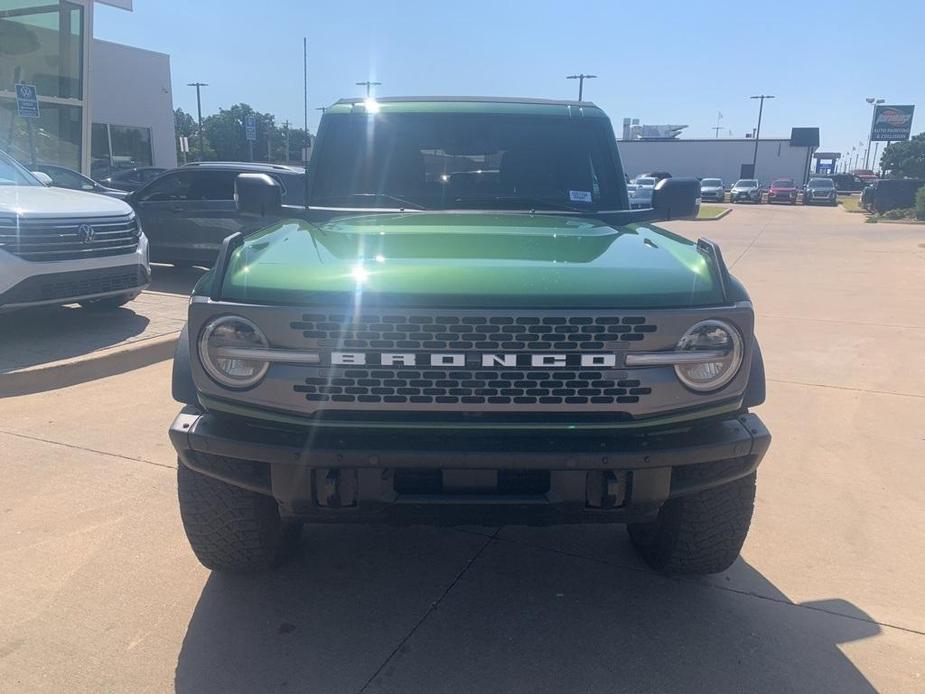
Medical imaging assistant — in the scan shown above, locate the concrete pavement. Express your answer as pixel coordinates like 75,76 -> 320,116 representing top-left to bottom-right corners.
1,204 -> 923,692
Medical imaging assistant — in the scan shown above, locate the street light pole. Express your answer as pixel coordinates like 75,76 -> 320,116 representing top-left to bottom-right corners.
566,74 -> 597,101
187,82 -> 208,161
864,97 -> 885,170
749,94 -> 774,178
356,81 -> 382,98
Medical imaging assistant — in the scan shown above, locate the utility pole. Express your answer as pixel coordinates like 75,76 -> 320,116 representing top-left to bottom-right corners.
566,73 -> 597,101
749,94 -> 775,178
356,80 -> 381,98
187,82 -> 208,161
712,111 -> 723,138
864,97 -> 884,170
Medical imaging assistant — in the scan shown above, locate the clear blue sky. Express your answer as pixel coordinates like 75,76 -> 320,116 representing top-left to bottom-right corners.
95,0 -> 924,159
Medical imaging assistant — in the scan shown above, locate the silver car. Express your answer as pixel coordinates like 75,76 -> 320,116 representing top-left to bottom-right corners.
629,176 -> 657,208
730,179 -> 762,204
700,178 -> 725,202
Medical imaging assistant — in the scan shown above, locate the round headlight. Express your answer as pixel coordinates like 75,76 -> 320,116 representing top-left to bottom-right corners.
198,315 -> 269,388
674,319 -> 744,391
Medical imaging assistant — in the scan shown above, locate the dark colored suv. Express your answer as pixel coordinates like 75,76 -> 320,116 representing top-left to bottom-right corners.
127,162 -> 305,266
802,178 -> 838,206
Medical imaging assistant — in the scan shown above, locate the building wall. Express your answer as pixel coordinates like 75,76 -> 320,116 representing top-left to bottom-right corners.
618,139 -> 815,185
89,39 -> 176,171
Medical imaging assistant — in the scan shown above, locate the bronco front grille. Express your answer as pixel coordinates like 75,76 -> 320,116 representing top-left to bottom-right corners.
290,313 -> 657,351
0,214 -> 140,261
294,367 -> 652,406
286,311 -> 659,410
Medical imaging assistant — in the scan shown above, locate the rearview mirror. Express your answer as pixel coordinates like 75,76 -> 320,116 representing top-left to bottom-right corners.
651,177 -> 700,221
235,173 -> 281,216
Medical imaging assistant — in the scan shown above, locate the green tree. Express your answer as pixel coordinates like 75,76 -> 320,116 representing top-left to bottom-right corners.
880,132 -> 925,178
202,103 -> 279,162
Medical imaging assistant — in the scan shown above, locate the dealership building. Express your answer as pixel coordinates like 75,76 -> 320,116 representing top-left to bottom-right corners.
0,0 -> 176,178
618,129 -> 821,185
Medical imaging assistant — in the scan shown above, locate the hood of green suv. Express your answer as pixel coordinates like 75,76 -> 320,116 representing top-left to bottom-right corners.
202,212 -> 723,308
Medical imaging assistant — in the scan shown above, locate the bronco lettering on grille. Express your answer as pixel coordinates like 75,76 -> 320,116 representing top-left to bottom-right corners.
331,352 -> 618,368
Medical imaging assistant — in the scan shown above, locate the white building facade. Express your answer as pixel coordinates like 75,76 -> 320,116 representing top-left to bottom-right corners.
618,138 -> 816,186
0,0 -> 176,178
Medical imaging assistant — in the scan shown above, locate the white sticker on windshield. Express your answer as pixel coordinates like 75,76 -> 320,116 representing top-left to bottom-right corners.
569,190 -> 592,203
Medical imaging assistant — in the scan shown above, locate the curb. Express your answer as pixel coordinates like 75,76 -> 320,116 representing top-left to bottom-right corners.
695,207 -> 732,221
1,331 -> 179,398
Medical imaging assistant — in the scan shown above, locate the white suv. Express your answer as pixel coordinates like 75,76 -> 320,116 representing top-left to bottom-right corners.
0,150 -> 150,311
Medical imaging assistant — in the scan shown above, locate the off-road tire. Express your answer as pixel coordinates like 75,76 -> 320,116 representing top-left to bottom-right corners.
627,471 -> 756,575
177,463 -> 302,572
78,291 -> 138,309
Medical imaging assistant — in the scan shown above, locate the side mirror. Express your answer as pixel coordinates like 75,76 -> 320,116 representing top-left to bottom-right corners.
651,177 -> 700,221
235,173 -> 281,215
32,171 -> 53,186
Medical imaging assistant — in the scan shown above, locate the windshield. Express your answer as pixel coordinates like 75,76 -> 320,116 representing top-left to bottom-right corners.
735,179 -> 758,187
635,177 -> 657,187
772,179 -> 794,188
701,178 -> 722,187
808,178 -> 834,188
0,150 -> 40,187
309,112 -> 624,211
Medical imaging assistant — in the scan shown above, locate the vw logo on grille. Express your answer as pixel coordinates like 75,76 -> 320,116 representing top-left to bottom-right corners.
77,224 -> 95,244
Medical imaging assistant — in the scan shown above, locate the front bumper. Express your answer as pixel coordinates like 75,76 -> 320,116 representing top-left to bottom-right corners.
169,408 -> 771,525
0,234 -> 150,310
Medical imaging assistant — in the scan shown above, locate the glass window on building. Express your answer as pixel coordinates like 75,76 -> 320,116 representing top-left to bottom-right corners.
90,123 -> 154,179
0,1 -> 86,171
0,1 -> 84,100
0,98 -> 82,170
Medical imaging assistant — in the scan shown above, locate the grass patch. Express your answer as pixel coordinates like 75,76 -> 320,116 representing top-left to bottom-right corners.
840,195 -> 863,213
697,205 -> 727,220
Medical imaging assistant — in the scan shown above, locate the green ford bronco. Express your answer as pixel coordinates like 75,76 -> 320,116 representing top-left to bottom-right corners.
169,97 -> 769,575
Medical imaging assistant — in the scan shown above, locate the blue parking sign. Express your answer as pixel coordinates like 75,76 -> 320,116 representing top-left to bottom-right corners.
245,114 -> 257,141
15,84 -> 40,119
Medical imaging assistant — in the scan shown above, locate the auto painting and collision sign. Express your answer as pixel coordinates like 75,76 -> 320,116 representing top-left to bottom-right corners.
871,105 -> 915,141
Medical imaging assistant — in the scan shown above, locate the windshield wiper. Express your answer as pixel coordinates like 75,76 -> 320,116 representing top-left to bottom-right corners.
453,196 -> 593,214
313,193 -> 426,210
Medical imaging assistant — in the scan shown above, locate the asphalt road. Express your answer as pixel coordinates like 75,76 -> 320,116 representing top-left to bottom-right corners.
1,204 -> 923,693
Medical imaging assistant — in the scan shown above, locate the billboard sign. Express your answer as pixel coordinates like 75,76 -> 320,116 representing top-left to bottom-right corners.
871,105 -> 914,142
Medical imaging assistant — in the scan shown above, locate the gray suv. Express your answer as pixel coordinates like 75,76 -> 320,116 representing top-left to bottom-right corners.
127,162 -> 305,266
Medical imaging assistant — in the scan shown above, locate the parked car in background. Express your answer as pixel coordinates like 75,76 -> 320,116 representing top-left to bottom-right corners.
826,173 -> 867,193
629,176 -> 657,207
730,179 -> 762,203
30,163 -> 128,199
640,170 -> 672,182
699,178 -> 725,202
127,162 -> 305,266
802,177 -> 838,206
100,167 -> 167,192
0,149 -> 149,312
850,169 -> 878,185
767,178 -> 798,205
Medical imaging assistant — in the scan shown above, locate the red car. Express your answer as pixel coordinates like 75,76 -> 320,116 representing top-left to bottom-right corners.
767,178 -> 798,204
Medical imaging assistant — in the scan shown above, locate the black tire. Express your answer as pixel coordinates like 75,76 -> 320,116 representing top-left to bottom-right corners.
177,464 -> 302,572
78,291 -> 138,309
627,471 -> 756,575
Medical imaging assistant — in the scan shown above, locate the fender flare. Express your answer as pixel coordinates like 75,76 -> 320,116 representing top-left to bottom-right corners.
172,323 -> 199,405
743,339 -> 766,408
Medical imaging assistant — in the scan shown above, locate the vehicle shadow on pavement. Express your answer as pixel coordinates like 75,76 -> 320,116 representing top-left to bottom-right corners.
148,264 -> 207,295
0,304 -> 150,373
174,524 -> 880,694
